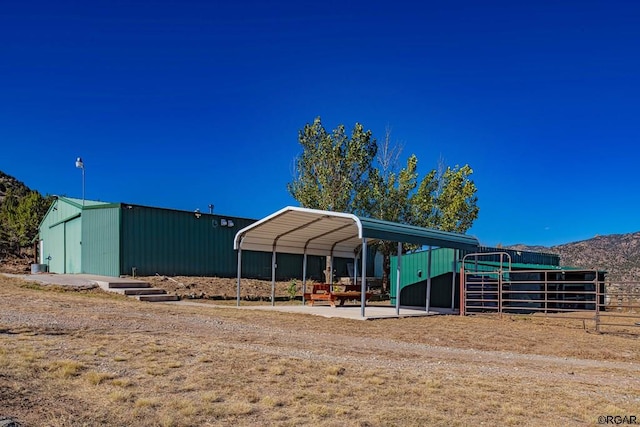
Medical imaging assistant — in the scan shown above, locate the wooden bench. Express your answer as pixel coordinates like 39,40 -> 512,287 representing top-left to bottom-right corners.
303,284 -> 372,308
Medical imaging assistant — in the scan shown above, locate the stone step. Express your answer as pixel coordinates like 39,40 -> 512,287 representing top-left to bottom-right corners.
122,288 -> 167,296
137,294 -> 180,302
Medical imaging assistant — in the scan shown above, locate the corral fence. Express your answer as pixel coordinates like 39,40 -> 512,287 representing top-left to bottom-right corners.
460,252 -> 640,334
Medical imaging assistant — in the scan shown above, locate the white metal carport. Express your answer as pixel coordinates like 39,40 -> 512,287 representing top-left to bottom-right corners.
233,206 -> 479,318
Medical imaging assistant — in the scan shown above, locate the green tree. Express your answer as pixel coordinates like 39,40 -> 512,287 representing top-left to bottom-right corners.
367,130 -> 421,289
288,117 -> 377,215
0,189 -> 50,255
432,164 -> 479,233
288,119 -> 480,290
288,117 -> 377,281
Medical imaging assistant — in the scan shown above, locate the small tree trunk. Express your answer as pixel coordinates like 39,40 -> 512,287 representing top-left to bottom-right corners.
381,253 -> 390,294
324,256 -> 333,284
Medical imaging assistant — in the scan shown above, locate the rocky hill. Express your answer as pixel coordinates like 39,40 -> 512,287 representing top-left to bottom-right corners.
0,170 -> 30,202
509,232 -> 640,281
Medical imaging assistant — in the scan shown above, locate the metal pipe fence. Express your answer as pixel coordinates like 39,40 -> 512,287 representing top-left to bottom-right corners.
596,281 -> 640,333
460,252 -> 640,334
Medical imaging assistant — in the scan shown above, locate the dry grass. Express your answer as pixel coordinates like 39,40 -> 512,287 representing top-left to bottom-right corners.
1,275 -> 639,426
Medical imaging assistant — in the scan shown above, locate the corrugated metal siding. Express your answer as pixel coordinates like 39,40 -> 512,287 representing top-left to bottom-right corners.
82,206 -> 121,276
38,199 -> 82,274
389,248 -> 457,300
397,274 -> 457,307
242,251 -> 326,281
119,206 -> 325,278
390,246 -> 561,303
467,246 -> 560,266
333,252 -> 376,279
64,217 -> 82,273
46,223 -> 65,273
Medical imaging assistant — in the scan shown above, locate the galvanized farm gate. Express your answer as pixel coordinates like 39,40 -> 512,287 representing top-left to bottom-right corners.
460,252 -> 640,334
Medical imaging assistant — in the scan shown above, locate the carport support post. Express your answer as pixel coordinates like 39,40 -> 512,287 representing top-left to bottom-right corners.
451,249 -> 458,310
360,238 -> 368,318
302,253 -> 307,305
425,246 -> 432,313
396,241 -> 402,316
236,248 -> 242,307
271,250 -> 276,306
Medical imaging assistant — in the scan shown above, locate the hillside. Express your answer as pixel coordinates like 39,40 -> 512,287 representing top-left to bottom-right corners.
0,170 -> 51,261
509,232 -> 640,281
0,170 -> 30,202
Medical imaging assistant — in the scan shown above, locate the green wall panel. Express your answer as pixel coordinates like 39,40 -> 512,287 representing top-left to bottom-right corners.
119,206 -> 325,278
38,198 -> 83,274
82,206 -> 121,276
64,217 -> 82,273
45,223 -> 65,273
397,274 -> 458,308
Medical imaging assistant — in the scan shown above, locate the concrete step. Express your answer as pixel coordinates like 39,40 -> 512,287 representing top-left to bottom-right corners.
137,294 -> 180,302
122,288 -> 167,296
104,281 -> 152,289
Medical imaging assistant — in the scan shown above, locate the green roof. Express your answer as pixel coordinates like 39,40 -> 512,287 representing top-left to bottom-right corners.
235,206 -> 479,258
58,196 -> 111,208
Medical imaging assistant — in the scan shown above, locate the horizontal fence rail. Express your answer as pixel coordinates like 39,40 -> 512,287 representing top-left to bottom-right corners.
596,282 -> 640,333
460,252 -> 640,334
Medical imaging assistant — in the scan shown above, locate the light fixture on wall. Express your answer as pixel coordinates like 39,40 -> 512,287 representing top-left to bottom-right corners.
194,209 -> 201,219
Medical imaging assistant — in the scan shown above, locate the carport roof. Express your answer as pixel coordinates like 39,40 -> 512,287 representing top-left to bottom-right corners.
234,206 -> 479,258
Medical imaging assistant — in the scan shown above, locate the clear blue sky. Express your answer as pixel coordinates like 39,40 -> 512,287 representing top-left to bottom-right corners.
1,0 -> 638,247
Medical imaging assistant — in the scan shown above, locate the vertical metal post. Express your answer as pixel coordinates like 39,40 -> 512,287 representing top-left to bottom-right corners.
236,247 -> 242,307
81,167 -> 85,206
271,250 -> 276,306
460,264 -> 465,316
329,251 -> 334,291
544,271 -> 548,314
353,256 -> 357,285
426,246 -> 432,313
595,270 -> 601,332
451,249 -> 458,310
396,241 -> 402,316
497,252 -> 502,317
302,252 -> 308,305
498,266 -> 502,318
360,238 -> 367,318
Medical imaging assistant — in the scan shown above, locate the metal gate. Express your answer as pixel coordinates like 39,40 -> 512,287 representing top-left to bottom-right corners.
461,252 -> 602,317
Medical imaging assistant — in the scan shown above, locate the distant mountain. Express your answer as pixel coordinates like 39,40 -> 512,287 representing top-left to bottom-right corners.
509,232 -> 640,281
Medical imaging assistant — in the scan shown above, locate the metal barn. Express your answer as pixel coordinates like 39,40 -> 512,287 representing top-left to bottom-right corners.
37,197 -> 326,279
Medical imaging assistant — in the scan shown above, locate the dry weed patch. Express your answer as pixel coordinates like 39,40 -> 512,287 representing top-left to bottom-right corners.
85,370 -> 116,385
47,360 -> 85,378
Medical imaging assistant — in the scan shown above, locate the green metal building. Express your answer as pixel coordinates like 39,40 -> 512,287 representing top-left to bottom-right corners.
390,246 -> 563,308
37,197 -> 326,279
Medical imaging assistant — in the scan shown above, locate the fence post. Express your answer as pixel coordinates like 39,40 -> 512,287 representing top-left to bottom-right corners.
595,272 -> 601,333
460,265 -> 465,316
498,268 -> 503,318
544,271 -> 548,315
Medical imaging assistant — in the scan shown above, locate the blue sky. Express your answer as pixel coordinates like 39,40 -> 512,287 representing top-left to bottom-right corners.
1,0 -> 638,247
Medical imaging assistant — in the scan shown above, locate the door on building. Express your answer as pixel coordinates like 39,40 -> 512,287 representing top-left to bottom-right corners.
64,217 -> 82,273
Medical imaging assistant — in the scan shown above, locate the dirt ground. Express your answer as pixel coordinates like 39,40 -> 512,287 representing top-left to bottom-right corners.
1,274 -> 640,426
0,254 -> 328,300
0,253 -> 32,275
144,274 -> 312,301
